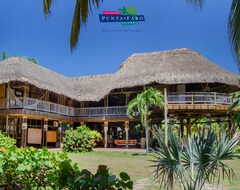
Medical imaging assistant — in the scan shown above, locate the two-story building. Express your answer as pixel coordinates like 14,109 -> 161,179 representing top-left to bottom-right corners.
0,48 -> 239,148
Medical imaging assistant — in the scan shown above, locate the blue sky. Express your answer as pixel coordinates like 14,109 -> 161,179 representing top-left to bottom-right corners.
0,0 -> 238,77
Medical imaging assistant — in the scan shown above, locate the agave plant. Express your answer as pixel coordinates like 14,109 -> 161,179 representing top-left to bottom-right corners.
152,127 -> 239,190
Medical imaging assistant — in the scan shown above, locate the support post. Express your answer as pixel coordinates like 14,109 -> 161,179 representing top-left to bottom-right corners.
186,118 -> 191,137
43,119 -> 48,147
125,94 -> 130,106
169,114 -> 174,131
228,119 -> 232,133
104,122 -> 108,148
57,122 -> 62,148
6,82 -> 10,109
206,114 -> 211,130
125,121 -> 129,149
80,122 -> 85,126
180,120 -> 184,139
164,88 -> 168,145
21,116 -> 27,148
104,95 -> 109,107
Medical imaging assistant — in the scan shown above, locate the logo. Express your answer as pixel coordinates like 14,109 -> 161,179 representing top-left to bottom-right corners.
99,6 -> 145,25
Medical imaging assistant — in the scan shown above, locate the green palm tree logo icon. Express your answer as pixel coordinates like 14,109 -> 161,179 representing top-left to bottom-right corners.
118,6 -> 137,15
118,6 -> 129,15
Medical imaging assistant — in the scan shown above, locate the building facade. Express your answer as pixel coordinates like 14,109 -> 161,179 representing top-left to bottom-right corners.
0,48 -> 239,148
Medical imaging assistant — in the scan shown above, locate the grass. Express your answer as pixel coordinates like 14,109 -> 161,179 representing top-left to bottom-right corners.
68,151 -> 240,190
68,151 -> 159,189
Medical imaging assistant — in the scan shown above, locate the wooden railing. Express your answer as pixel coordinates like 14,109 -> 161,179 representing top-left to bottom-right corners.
168,92 -> 231,105
9,97 -> 75,116
75,106 -> 127,117
0,92 -> 232,117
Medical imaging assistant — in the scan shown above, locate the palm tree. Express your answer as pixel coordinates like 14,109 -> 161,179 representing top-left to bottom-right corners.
0,51 -> 9,61
43,0 -> 101,51
152,127 -> 239,190
43,1 -> 240,68
126,88 -> 164,153
227,91 -> 240,126
187,0 -> 240,68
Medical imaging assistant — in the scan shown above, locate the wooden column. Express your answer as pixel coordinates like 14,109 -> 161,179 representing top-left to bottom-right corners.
43,119 -> 48,147
24,83 -> 28,98
164,88 -> 168,145
104,95 -> 109,107
21,116 -> 27,148
104,122 -> 108,148
5,83 -> 10,130
186,118 -> 191,137
125,94 -> 130,106
6,82 -> 10,109
180,120 -> 184,139
206,114 -> 211,130
58,122 -> 62,148
228,119 -> 233,134
169,114 -> 174,131
125,121 -> 129,149
80,122 -> 85,126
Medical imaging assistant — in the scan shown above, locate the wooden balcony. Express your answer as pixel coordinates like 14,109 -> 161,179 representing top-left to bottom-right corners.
0,92 -> 233,118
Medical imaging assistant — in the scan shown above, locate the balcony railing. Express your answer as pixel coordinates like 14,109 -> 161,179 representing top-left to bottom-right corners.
9,97 -> 75,116
0,92 -> 232,117
75,106 -> 127,117
168,92 -> 231,105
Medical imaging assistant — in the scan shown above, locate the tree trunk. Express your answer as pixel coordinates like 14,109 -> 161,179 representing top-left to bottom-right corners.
144,121 -> 149,153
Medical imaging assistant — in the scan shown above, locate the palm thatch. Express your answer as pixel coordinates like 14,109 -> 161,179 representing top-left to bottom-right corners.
71,74 -> 112,101
0,48 -> 239,102
113,48 -> 239,90
0,57 -> 78,100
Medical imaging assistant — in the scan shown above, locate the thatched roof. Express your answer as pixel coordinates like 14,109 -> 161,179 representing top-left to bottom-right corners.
0,48 -> 239,102
0,57 -> 78,100
71,74 -> 112,101
113,48 -> 239,89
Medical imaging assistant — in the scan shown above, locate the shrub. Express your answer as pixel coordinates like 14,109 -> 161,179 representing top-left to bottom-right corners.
62,125 -> 102,152
0,147 -> 79,189
74,165 -> 133,190
0,131 -> 133,189
0,131 -> 16,150
0,146 -> 133,190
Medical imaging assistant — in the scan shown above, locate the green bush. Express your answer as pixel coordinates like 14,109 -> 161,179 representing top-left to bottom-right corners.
0,131 -> 16,150
62,125 -> 102,153
0,146 -> 133,189
74,165 -> 133,190
0,147 -> 79,189
0,131 -> 133,189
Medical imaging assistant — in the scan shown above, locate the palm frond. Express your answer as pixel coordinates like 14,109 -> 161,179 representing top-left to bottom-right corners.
228,0 -> 240,69
43,0 -> 53,17
186,0 -> 205,9
70,0 -> 101,51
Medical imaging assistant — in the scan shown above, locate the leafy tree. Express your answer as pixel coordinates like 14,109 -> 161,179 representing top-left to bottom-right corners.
152,128 -> 239,190
43,1 -> 240,68
0,51 -> 9,61
127,88 -> 164,153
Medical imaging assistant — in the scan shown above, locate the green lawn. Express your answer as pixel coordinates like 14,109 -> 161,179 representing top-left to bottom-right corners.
68,151 -> 240,190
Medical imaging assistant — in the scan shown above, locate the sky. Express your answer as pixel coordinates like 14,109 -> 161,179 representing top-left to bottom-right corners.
0,0 -> 238,77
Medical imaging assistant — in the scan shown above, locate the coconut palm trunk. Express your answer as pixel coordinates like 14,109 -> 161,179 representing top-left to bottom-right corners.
144,123 -> 149,153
